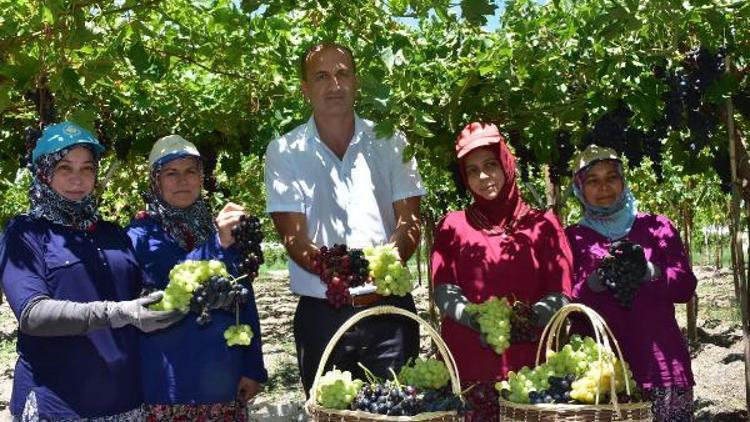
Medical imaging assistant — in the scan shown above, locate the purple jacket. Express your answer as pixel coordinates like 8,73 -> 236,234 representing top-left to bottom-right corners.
565,213 -> 696,388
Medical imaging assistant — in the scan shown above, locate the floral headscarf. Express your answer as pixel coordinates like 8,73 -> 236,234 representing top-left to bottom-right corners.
28,146 -> 100,231
143,156 -> 215,251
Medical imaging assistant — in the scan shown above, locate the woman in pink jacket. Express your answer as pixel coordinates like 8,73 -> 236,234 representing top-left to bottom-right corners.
566,144 -> 697,421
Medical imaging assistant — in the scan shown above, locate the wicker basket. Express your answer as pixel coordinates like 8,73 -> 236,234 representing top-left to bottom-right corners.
498,303 -> 653,421
305,305 -> 464,422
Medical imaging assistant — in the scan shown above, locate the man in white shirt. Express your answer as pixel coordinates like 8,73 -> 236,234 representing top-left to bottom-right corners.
264,42 -> 425,397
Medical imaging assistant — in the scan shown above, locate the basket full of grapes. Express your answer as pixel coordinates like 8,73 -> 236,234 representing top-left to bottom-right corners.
305,305 -> 465,421
497,304 -> 653,421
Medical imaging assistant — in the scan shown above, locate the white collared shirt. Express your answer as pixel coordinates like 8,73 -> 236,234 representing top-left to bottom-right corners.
264,114 -> 426,298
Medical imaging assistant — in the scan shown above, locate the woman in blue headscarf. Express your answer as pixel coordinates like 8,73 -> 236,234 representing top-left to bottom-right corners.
0,121 -> 183,421
565,144 -> 697,421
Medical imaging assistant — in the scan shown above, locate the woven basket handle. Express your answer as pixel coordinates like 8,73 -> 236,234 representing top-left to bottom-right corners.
534,303 -> 633,415
309,305 -> 462,404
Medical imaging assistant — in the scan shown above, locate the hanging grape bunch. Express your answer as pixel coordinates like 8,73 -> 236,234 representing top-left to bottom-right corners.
24,86 -> 57,126
22,126 -> 42,168
654,46 -> 727,181
230,214 -> 265,279
595,241 -> 648,308
549,130 -> 574,185
311,244 -> 370,308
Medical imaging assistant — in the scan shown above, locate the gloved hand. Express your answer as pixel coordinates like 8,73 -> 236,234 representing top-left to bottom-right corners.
433,284 -> 475,329
108,291 -> 185,332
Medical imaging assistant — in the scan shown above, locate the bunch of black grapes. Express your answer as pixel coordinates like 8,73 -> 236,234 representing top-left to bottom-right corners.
351,383 -> 421,416
595,241 -> 649,308
548,130 -> 575,185
528,375 -> 575,404
231,215 -> 265,280
190,274 -> 250,325
351,384 -> 465,416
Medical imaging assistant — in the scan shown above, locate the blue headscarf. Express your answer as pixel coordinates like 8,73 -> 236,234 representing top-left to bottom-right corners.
573,160 -> 638,241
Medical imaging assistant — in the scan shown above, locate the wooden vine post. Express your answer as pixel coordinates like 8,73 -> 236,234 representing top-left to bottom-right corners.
543,165 -> 563,215
422,212 -> 439,328
725,56 -> 750,415
682,201 -> 698,342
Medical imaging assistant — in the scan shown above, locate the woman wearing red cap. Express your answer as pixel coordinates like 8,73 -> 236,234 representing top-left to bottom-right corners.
431,122 -> 573,421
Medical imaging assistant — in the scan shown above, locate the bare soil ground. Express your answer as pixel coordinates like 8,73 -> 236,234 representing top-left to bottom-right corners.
0,266 -> 744,421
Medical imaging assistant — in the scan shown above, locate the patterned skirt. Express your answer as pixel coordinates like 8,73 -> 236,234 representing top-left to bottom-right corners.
145,402 -> 247,422
13,391 -> 144,422
643,386 -> 694,422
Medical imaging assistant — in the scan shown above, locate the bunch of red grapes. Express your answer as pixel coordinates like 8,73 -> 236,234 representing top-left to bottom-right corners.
510,301 -> 538,343
311,244 -> 370,308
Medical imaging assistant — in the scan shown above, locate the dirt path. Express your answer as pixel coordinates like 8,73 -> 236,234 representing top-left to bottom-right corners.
0,267 -> 745,421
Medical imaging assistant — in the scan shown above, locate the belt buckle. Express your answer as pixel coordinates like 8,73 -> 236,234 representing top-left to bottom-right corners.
351,294 -> 366,308
351,293 -> 378,308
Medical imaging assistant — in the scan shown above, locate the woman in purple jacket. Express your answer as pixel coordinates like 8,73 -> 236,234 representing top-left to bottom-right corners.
565,144 -> 697,421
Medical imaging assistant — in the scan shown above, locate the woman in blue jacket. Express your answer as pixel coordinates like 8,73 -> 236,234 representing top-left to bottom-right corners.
127,135 -> 267,421
0,122 -> 182,421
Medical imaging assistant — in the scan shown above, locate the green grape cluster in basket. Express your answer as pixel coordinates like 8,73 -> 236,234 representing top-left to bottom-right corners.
465,296 -> 513,354
497,335 -> 640,405
398,358 -> 451,390
363,244 -> 413,296
315,369 -> 364,409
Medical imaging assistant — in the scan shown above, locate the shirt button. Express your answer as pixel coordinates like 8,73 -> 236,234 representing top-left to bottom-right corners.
65,260 -> 70,265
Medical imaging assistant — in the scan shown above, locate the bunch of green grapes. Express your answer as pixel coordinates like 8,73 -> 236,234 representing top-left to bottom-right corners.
570,357 -> 637,404
465,296 -> 512,354
398,358 -> 451,390
497,335 -> 638,404
496,365 -> 552,404
363,244 -> 413,296
316,369 -> 364,409
152,260 -> 229,311
224,324 -> 253,347
545,344 -> 590,377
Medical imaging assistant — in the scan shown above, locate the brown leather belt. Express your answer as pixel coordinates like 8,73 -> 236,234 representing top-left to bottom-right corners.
351,292 -> 384,308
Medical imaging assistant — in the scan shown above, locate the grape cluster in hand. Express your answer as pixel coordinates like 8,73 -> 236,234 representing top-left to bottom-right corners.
311,244 -> 370,308
231,214 -> 264,279
510,301 -> 538,343
190,274 -> 250,325
596,241 -> 648,308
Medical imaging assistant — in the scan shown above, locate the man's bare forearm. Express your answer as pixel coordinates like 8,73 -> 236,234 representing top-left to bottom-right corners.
390,196 -> 422,263
270,212 -> 319,273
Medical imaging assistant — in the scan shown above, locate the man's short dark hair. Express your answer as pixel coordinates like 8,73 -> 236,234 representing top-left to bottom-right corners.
299,42 -> 356,81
